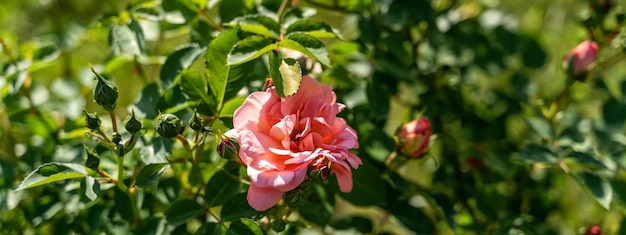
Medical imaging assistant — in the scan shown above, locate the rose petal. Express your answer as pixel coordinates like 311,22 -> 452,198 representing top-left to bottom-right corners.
247,185 -> 284,211
332,165 -> 353,192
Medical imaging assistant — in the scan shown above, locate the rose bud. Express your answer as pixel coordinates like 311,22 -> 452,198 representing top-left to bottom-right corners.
217,132 -> 240,160
83,109 -> 101,130
585,225 -> 601,235
83,145 -> 101,170
396,118 -> 432,158
124,110 -> 142,134
284,186 -> 309,209
91,66 -> 119,112
562,40 -> 599,80
155,114 -> 184,138
188,109 -> 203,131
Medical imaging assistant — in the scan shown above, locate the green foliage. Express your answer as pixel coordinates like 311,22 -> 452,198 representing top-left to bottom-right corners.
4,0 -> 626,234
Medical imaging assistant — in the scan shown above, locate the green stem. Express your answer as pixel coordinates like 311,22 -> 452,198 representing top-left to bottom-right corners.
176,134 -> 192,152
117,156 -> 127,190
276,0 -> 290,26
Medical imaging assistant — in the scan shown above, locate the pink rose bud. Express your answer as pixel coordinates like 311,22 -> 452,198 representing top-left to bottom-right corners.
218,132 -> 239,160
585,225 -> 601,235
396,118 -> 431,158
562,40 -> 598,79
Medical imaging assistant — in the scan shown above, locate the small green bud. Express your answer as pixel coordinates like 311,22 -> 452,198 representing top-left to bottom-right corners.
83,109 -> 101,130
155,114 -> 184,138
218,134 -> 240,160
271,220 -> 286,232
284,186 -> 309,209
188,109 -> 203,131
125,110 -> 142,134
91,66 -> 118,112
112,132 -> 122,144
84,146 -> 100,170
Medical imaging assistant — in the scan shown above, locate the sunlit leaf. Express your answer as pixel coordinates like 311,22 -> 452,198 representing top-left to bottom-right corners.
285,19 -> 343,39
160,44 -> 205,90
228,218 -> 266,235
16,163 -> 88,191
226,36 -> 276,66
226,15 -> 280,39
575,172 -> 613,210
268,52 -> 302,97
278,34 -> 330,67
135,163 -> 169,188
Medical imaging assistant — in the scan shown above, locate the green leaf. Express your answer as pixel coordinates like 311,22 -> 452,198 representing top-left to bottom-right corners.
165,199 -> 205,226
206,27 -> 251,112
15,163 -> 88,191
227,218 -> 266,235
574,172 -> 613,210
131,82 -> 160,119
140,137 -> 172,164
390,200 -> 435,233
515,144 -> 557,163
268,52 -> 302,97
109,19 -> 144,56
564,152 -> 607,170
180,71 -> 218,115
205,170 -> 242,207
226,15 -> 280,39
195,222 -> 222,235
285,19 -> 343,39
329,216 -> 373,234
81,176 -> 100,202
133,216 -> 166,235
114,186 -> 136,222
135,163 -> 169,188
219,96 -> 246,118
525,117 -> 553,140
160,44 -> 205,90
226,36 -> 276,66
221,193 -> 265,221
279,34 -> 330,67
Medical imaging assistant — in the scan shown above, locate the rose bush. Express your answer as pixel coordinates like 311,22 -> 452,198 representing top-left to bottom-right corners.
227,75 -> 361,211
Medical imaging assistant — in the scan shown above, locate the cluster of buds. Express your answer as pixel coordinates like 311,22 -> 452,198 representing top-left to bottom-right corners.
395,118 -> 432,158
562,40 -> 599,81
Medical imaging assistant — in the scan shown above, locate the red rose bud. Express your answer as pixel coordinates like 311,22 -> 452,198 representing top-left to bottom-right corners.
308,156 -> 332,181
218,134 -> 240,160
585,225 -> 601,235
563,40 -> 598,80
396,118 -> 432,158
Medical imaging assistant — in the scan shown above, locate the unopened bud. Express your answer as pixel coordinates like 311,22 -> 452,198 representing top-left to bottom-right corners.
307,156 -> 331,182
84,146 -> 100,170
271,220 -> 287,232
395,118 -> 432,158
112,132 -> 122,144
189,110 -> 203,131
585,225 -> 601,235
284,186 -> 309,209
124,110 -> 142,134
218,133 -> 240,160
155,114 -> 184,138
91,66 -> 119,111
83,109 -> 101,130
562,40 -> 599,81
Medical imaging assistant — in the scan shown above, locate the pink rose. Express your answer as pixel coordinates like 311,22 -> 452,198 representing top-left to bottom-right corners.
396,118 -> 431,158
230,75 -> 361,211
563,40 -> 598,77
